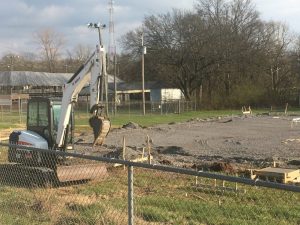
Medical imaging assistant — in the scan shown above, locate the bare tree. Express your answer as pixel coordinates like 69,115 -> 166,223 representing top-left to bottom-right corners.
34,28 -> 65,72
122,10 -> 216,101
121,0 -> 297,107
0,54 -> 20,71
261,22 -> 296,103
65,44 -> 93,72
72,44 -> 92,62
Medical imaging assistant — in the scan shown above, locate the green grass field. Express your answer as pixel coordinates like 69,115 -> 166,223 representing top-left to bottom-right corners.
0,109 -> 243,132
0,166 -> 298,225
0,109 -> 300,224
75,109 -> 246,132
3,107 -> 300,131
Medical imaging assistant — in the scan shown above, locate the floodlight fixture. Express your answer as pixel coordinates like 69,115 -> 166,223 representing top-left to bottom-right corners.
87,22 -> 106,46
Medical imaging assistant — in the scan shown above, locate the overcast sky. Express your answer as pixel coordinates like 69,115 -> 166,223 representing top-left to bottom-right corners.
0,0 -> 299,57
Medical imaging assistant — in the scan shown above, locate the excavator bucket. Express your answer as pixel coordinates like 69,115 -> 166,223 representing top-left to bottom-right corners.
89,116 -> 111,146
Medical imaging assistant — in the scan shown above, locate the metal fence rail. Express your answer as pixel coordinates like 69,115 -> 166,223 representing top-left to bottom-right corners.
0,142 -> 299,224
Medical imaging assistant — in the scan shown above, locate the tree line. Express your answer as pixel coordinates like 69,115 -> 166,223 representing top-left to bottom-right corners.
1,0 -> 300,108
121,0 -> 300,108
0,28 -> 93,74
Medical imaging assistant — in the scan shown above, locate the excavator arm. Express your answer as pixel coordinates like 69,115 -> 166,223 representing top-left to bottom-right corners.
56,45 -> 110,149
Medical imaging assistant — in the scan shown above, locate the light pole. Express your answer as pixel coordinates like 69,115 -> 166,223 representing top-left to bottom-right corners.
87,23 -> 106,47
87,22 -> 109,116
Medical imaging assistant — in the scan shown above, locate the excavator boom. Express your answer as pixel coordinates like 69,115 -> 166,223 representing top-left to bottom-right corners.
56,45 -> 110,149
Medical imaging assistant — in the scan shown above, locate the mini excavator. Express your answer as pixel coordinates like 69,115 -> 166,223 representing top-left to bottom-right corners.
6,45 -> 110,184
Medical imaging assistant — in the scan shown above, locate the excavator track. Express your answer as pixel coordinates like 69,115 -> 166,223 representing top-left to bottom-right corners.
89,116 -> 111,146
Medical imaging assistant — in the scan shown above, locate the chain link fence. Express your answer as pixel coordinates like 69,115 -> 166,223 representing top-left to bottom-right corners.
76,99 -> 198,116
0,99 -> 27,125
0,142 -> 299,225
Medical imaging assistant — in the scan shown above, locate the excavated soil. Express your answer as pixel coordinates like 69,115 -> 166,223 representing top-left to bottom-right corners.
74,115 -> 300,171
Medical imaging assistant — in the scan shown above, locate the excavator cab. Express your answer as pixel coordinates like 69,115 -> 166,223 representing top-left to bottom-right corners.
8,97 -> 73,168
27,97 -> 73,150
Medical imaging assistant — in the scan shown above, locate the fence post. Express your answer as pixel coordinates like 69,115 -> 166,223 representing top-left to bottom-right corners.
129,101 -> 131,115
128,165 -> 134,225
123,136 -> 126,171
160,101 -> 163,115
19,97 -> 21,124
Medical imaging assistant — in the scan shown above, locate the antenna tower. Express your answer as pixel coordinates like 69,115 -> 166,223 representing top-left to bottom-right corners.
108,0 -> 116,70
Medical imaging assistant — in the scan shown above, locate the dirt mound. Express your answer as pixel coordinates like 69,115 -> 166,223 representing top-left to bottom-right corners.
209,162 -> 236,174
122,122 -> 142,129
75,116 -> 300,170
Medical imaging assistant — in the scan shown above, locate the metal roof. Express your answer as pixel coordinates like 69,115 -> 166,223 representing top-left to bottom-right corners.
0,71 -> 123,87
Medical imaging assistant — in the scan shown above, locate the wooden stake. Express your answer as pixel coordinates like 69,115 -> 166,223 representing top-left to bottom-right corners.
195,166 -> 198,185
142,147 -> 145,158
147,135 -> 152,164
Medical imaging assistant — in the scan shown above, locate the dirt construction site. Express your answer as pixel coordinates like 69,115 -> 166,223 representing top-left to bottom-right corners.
75,115 -> 300,173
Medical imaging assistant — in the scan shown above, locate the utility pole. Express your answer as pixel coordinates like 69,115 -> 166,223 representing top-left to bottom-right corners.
109,0 -> 117,115
114,55 -> 118,115
104,52 -> 109,116
141,30 -> 146,115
